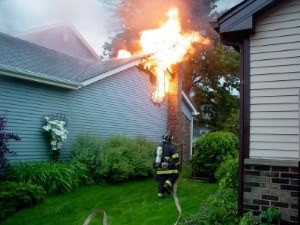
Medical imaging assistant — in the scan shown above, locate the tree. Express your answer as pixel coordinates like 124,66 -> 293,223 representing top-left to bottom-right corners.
102,0 -> 219,58
186,39 -> 240,134
102,0 -> 240,133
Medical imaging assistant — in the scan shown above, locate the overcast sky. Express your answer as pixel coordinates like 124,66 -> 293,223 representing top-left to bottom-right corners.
0,0 -> 243,56
216,0 -> 243,12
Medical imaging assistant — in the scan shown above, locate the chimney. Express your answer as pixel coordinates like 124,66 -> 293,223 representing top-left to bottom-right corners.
167,63 -> 186,164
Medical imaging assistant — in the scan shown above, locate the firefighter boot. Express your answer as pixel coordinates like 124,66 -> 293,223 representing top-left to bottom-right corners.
163,180 -> 172,195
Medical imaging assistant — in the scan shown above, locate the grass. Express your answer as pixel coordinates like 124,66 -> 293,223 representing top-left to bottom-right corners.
1,176 -> 218,225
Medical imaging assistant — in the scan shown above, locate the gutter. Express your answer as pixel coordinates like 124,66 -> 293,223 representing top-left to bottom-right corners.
181,91 -> 199,116
81,59 -> 142,87
181,91 -> 199,159
0,64 -> 82,90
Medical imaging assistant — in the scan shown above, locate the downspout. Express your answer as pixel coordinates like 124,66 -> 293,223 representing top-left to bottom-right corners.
190,115 -> 194,159
221,35 -> 248,217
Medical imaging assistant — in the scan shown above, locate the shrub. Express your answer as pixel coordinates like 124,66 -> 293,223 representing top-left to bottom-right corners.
0,181 -> 46,219
179,188 -> 239,225
7,161 -> 92,195
260,205 -> 280,225
70,133 -> 103,182
215,154 -> 239,190
192,131 -> 238,181
239,212 -> 254,225
96,135 -> 156,182
0,114 -> 21,169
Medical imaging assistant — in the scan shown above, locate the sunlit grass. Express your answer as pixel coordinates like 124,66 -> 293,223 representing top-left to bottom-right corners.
2,176 -> 218,225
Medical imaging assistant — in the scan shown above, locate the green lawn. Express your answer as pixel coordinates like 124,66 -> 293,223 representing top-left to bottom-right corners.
1,177 -> 218,225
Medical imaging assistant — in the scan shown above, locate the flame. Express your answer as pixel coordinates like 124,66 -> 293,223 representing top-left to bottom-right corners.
117,50 -> 132,58
118,7 -> 210,103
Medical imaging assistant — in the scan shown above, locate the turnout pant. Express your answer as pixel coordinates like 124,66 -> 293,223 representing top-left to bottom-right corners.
156,173 -> 179,197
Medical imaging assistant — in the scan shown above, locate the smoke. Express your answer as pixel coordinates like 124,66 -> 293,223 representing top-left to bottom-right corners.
0,0 -> 120,55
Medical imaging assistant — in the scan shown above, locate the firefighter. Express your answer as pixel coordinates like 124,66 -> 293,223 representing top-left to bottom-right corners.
153,131 -> 180,198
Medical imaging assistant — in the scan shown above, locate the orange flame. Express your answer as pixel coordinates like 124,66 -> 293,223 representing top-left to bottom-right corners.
117,49 -> 132,58
118,7 -> 210,103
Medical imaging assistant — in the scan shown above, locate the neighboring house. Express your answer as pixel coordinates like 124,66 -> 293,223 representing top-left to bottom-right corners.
0,24 -> 197,165
212,0 -> 299,224
15,23 -> 100,62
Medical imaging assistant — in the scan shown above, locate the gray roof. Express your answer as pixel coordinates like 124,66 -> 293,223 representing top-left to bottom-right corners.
16,23 -> 100,62
0,31 -> 143,86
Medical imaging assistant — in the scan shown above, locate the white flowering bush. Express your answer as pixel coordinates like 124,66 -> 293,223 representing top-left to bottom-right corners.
43,116 -> 68,161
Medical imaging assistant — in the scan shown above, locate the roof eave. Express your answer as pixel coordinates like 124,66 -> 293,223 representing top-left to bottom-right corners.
212,0 -> 284,41
182,91 -> 199,116
0,65 -> 82,90
81,59 -> 142,87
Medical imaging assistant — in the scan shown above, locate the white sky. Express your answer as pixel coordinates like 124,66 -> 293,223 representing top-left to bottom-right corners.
0,0 -> 243,56
0,0 -> 120,55
216,0 -> 243,12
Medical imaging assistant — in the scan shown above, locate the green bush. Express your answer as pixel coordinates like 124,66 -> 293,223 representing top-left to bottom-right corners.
260,205 -> 280,225
215,154 -> 239,190
70,133 -> 103,182
179,188 -> 239,225
0,181 -> 46,219
192,131 -> 238,181
7,161 -> 92,195
96,135 -> 156,182
239,212 -> 254,225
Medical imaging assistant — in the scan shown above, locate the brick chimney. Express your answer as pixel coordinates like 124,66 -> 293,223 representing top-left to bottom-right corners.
167,64 -> 189,165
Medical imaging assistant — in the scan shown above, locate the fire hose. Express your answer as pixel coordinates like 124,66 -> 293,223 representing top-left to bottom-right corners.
173,181 -> 182,225
82,183 -> 181,225
82,210 -> 107,225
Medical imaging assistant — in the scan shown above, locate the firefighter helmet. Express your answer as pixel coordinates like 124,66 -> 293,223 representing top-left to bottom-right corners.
162,131 -> 173,142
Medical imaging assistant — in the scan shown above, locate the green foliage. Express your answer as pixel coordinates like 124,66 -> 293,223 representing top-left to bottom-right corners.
192,131 -> 239,181
7,161 -> 92,195
0,114 -> 21,169
260,205 -> 280,225
96,135 -> 156,182
0,181 -> 46,220
215,154 -> 239,190
239,212 -> 254,225
2,178 -> 218,225
201,188 -> 239,225
70,133 -> 103,182
188,42 -> 240,135
179,188 -> 239,225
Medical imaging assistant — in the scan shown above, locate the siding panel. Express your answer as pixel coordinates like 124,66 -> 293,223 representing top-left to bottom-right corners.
250,96 -> 298,104
250,72 -> 300,82
1,67 -> 168,163
249,0 -> 300,160
250,134 -> 298,143
250,150 -> 299,160
250,119 -> 298,127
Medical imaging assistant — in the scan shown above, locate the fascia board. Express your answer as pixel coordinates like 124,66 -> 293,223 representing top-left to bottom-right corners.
0,64 -> 82,90
81,59 -> 142,87
182,91 -> 199,116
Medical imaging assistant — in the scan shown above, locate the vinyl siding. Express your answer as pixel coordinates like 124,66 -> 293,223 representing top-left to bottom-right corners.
249,0 -> 300,160
0,66 -> 168,163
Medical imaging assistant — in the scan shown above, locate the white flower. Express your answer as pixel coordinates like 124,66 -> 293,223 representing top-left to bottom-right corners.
43,116 -> 68,152
43,125 -> 50,131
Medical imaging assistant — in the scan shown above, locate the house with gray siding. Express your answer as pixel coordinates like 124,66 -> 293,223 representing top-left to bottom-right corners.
212,0 -> 299,223
0,24 -> 196,165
